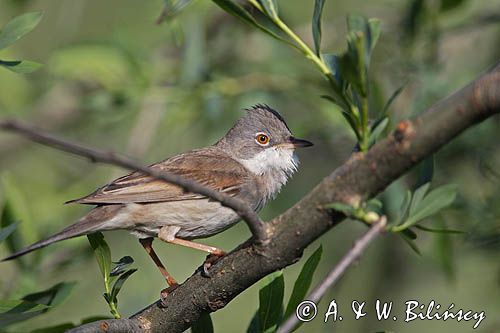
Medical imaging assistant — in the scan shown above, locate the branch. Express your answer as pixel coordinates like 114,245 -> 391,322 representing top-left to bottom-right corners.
0,120 -> 268,243
277,216 -> 387,333
19,63 -> 500,332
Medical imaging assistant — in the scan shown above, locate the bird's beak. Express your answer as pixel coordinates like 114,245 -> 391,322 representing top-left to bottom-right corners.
288,136 -> 314,148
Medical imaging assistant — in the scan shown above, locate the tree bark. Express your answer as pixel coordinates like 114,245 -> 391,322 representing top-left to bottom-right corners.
65,63 -> 500,332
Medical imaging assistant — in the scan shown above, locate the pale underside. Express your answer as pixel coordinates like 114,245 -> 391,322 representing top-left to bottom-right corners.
69,146 -> 298,239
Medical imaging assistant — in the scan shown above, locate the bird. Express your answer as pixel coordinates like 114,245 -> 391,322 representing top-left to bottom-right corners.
1,104 -> 313,294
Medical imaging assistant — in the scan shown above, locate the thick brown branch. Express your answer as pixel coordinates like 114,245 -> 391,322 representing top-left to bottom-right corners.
0,121 -> 268,242
33,63 -> 500,332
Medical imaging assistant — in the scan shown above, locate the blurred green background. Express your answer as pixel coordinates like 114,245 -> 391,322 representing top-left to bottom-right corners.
0,0 -> 499,332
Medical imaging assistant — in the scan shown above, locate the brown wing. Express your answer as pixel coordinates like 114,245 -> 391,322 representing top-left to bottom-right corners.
68,147 -> 249,205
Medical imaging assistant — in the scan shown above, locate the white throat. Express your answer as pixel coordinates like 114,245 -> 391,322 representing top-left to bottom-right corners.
237,147 -> 299,201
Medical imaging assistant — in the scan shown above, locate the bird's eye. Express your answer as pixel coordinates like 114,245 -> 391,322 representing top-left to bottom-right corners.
255,133 -> 270,146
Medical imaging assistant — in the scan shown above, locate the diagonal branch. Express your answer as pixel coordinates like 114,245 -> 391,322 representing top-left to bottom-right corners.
15,62 -> 500,333
0,120 -> 269,242
277,216 -> 387,333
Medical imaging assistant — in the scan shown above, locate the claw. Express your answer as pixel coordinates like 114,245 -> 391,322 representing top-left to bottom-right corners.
159,283 -> 179,307
201,253 -> 225,278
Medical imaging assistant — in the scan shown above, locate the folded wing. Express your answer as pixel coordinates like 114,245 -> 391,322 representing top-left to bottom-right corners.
68,148 -> 249,204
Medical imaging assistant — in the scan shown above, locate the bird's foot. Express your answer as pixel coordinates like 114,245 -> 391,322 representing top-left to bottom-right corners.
201,252 -> 226,278
159,283 -> 179,307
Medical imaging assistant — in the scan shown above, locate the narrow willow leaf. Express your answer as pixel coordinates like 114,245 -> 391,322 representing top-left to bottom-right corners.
0,59 -> 42,73
401,228 -> 417,240
415,225 -> 465,234
22,282 -> 77,308
0,222 -> 17,243
368,117 -> 389,146
284,246 -> 323,324
110,256 -> 134,277
0,12 -> 43,50
191,312 -> 214,333
259,272 -> 284,333
367,18 -> 381,53
366,198 -> 383,212
0,300 -> 49,327
312,0 -> 326,56
381,82 -> 407,116
258,0 -> 279,19
110,269 -> 137,302
414,156 -> 434,190
87,233 -> 111,281
399,190 -> 412,223
346,14 -> 365,33
323,202 -> 355,216
404,185 -> 457,227
1,173 -> 36,256
409,182 -> 430,216
0,300 -> 49,313
159,0 -> 195,21
400,233 -> 421,255
212,0 -> 292,46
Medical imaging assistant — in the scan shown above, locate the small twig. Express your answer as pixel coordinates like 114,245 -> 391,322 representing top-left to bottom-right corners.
0,120 -> 269,242
277,216 -> 387,333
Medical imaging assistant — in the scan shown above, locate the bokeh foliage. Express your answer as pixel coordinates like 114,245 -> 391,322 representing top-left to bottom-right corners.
0,0 -> 499,332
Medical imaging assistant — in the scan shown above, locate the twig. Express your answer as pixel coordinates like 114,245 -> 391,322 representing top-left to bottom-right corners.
0,120 -> 269,242
277,217 -> 387,333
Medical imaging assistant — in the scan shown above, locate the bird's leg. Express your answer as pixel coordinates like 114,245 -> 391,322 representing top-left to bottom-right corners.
158,226 -> 226,277
139,237 -> 179,304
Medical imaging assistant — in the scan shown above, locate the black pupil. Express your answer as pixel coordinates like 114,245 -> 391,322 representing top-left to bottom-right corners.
259,135 -> 266,142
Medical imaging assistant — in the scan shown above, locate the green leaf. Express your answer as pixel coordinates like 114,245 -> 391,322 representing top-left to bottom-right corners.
381,82 -> 407,116
0,282 -> 75,328
0,12 -> 43,50
109,269 -> 137,303
158,0 -> 195,22
22,282 -> 77,308
415,225 -> 465,234
312,0 -> 326,56
284,246 -> 322,325
414,156 -> 434,190
87,233 -> 112,282
399,190 -> 412,223
368,117 -> 388,146
400,233 -> 421,255
409,182 -> 430,216
258,0 -> 279,19
0,222 -> 17,243
212,0 -> 292,46
0,59 -> 42,73
401,228 -> 417,240
323,202 -> 356,216
0,300 -> 49,327
110,256 -> 134,277
367,18 -> 381,53
404,184 -> 457,227
1,173 -> 36,257
258,272 -> 284,333
191,312 -> 214,333
0,300 -> 49,313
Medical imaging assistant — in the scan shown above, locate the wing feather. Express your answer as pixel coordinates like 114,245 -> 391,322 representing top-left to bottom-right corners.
67,148 -> 249,204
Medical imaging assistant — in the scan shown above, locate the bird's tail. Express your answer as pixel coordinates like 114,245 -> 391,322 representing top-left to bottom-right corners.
1,205 -> 120,261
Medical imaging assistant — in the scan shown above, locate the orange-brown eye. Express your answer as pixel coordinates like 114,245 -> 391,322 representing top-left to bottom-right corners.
255,133 -> 270,146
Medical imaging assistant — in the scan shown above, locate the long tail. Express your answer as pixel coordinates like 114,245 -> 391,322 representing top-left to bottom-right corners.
1,205 -> 121,261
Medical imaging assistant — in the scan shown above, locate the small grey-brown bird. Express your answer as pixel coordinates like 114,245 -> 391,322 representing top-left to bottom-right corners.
2,105 -> 313,290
